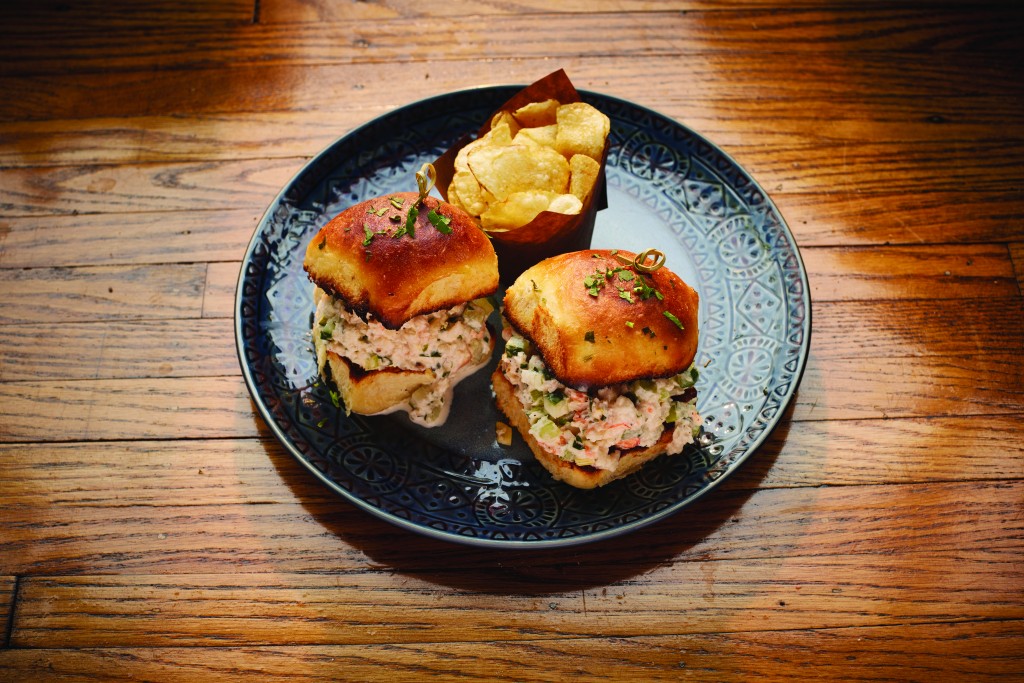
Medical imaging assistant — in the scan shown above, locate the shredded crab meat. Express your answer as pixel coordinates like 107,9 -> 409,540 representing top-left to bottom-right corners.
498,329 -> 702,471
315,293 -> 493,425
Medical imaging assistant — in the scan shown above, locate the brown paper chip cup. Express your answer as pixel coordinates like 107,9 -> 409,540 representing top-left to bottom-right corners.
433,69 -> 609,283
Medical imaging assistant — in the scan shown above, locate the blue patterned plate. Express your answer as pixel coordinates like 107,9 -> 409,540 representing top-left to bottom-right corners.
235,87 -> 810,547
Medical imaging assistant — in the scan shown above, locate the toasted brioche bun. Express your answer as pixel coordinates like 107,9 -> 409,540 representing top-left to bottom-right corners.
304,192 -> 498,329
492,369 -> 676,488
503,249 -> 699,389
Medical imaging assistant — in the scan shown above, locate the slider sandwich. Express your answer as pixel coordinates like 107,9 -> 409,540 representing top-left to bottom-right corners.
303,184 -> 499,427
492,249 -> 703,488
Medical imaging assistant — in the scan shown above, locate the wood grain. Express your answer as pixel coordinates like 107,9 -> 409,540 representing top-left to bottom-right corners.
2,51 -> 1019,124
2,476 -> 1021,575
0,377 -> 265,443
1,2 -> 1022,678
0,209 -> 261,268
9,550 -> 1023,648
1,412 -> 1020,512
0,575 -> 14,645
0,319 -> 238,382
2,143 -> 1022,218
0,264 -> 206,324
2,9 -> 1020,78
2,621 -> 1023,682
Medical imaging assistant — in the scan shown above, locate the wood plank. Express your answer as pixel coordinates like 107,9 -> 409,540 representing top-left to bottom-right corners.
795,352 -> 1023,420
0,574 -> 14,644
1,52 -> 1018,124
734,414 -> 1024,488
9,550 -> 1023,647
775,192 -> 1024,247
0,319 -> 238,382
0,264 -> 206,325
810,297 -> 1024,360
1011,241 -> 1024,294
0,377 -> 265,443
0,1 -> 254,28
202,262 -> 240,319
0,209 -> 261,269
2,620 -> 1023,681
0,158 -> 300,218
803,244 -> 1019,301
2,9 -> 1019,77
1,480 -> 1020,575
260,0 -> 1022,22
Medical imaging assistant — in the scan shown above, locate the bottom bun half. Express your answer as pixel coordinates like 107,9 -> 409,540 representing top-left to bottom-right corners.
491,368 -> 675,489
315,333 -> 435,416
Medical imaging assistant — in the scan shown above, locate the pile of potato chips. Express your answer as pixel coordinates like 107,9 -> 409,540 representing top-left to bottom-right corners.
446,99 -> 610,233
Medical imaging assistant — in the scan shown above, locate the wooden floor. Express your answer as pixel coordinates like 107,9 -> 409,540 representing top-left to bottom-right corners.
1,1 -> 1022,680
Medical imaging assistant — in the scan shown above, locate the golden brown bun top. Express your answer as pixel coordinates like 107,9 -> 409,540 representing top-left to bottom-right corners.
503,249 -> 699,389
303,192 -> 499,329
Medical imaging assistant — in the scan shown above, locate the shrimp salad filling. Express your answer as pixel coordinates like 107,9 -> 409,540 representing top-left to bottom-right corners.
314,291 -> 494,426
499,330 -> 702,472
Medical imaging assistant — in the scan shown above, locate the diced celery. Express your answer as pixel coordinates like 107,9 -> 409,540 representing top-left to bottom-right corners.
543,392 -> 570,419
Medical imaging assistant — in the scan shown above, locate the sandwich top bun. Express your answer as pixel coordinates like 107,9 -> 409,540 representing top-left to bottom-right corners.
303,191 -> 499,329
502,249 -> 699,389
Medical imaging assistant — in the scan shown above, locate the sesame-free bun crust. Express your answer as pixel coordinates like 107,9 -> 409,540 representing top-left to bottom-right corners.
492,369 -> 674,488
304,192 -> 499,329
503,249 -> 699,389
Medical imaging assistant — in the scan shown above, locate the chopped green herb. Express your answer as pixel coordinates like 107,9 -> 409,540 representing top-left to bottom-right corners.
319,319 -> 336,340
404,203 -> 419,237
584,330 -> 595,343
633,276 -> 663,301
328,389 -> 341,408
625,321 -> 635,329
366,206 -> 388,217
663,310 -> 685,330
389,196 -> 404,209
427,209 -> 453,233
362,223 -> 374,247
617,287 -> 634,304
531,279 -> 540,292
617,270 -> 635,282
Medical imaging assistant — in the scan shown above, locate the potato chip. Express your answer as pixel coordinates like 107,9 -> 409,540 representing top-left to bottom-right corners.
454,122 -> 514,173
480,190 -> 559,231
568,154 -> 601,202
547,193 -> 583,215
512,99 -> 560,128
514,124 -> 558,150
450,169 -> 492,217
467,143 -> 569,202
479,190 -> 583,231
555,102 -> 610,161
490,110 -> 520,138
